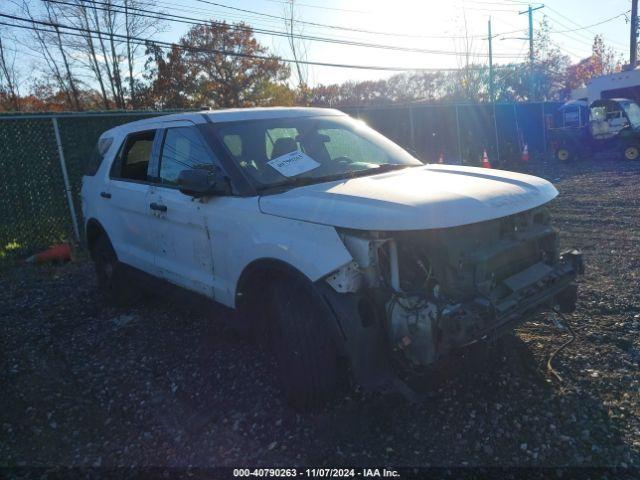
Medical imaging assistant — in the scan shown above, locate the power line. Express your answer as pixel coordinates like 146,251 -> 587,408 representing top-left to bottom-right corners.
257,0 -> 370,14
550,11 -> 630,35
501,0 -> 626,49
44,0 -> 525,58
546,12 -> 616,44
545,5 -> 627,48
498,15 -> 589,59
0,13 -> 524,72
544,10 -> 630,54
191,0 -> 524,40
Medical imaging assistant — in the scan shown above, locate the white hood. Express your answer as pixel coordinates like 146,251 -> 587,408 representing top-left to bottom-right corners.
258,164 -> 558,231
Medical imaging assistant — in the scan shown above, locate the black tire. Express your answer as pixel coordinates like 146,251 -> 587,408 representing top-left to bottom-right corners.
622,144 -> 640,161
555,146 -> 572,162
270,279 -> 342,412
91,235 -> 138,305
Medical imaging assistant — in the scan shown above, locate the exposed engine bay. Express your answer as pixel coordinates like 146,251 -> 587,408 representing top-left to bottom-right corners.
323,206 -> 583,377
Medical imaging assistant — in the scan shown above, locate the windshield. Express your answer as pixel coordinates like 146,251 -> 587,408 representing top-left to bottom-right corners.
214,115 -> 422,190
620,101 -> 640,128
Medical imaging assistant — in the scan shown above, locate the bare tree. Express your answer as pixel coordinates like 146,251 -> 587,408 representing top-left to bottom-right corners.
16,0 -> 79,109
450,7 -> 488,102
124,0 -> 135,106
94,0 -> 163,108
26,0 -> 165,109
61,0 -> 110,108
104,2 -> 125,107
42,0 -> 82,109
0,31 -> 21,110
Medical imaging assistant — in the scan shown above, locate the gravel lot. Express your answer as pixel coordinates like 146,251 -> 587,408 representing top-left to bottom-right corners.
1,157 -> 639,470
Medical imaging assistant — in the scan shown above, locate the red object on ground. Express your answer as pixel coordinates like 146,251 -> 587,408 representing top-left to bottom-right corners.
26,243 -> 72,264
438,151 -> 444,164
481,150 -> 492,168
522,144 -> 530,162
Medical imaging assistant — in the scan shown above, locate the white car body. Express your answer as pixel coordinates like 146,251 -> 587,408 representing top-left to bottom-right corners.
81,107 -> 581,397
82,108 -> 557,302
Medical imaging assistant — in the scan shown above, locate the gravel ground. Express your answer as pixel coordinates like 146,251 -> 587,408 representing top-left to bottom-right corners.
1,157 -> 639,470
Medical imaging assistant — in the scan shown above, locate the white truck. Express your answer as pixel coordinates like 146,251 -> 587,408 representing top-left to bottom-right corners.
571,69 -> 640,105
81,107 -> 582,410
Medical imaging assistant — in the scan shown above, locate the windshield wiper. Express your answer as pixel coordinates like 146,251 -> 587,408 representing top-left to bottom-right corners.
256,175 -> 330,194
351,164 -> 412,176
256,164 -> 415,194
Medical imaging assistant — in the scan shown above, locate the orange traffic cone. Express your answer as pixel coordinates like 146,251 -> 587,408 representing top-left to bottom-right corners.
521,144 -> 529,162
481,150 -> 492,168
26,243 -> 72,264
438,151 -> 445,164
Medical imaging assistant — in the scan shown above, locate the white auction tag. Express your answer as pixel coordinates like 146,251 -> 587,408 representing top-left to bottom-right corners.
267,150 -> 320,177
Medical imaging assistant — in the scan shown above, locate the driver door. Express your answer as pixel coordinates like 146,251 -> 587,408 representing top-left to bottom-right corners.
147,123 -> 221,298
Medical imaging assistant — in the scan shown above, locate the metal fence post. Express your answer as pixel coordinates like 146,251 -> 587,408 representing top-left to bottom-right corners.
541,102 -> 547,153
513,103 -> 521,149
493,103 -> 501,164
408,106 -> 416,152
455,105 -> 462,163
52,117 -> 80,242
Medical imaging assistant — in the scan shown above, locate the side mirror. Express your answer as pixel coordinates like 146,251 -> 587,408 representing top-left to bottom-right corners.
178,166 -> 231,197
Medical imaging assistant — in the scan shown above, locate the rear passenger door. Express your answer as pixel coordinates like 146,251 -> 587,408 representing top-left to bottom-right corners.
147,124 -> 219,297
103,129 -> 160,275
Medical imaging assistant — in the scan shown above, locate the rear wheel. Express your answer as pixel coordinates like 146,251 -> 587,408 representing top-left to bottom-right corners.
91,235 -> 138,305
270,279 -> 343,412
555,146 -> 572,162
623,144 -> 640,160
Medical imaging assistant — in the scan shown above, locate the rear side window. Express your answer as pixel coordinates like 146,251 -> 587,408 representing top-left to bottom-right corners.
85,137 -> 113,176
110,130 -> 156,182
158,127 -> 217,186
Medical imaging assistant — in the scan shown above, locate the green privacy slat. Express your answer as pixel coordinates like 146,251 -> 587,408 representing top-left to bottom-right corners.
0,111 -> 182,265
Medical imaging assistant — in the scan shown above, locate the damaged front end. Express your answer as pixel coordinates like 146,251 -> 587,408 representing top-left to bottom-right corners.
318,206 -> 583,391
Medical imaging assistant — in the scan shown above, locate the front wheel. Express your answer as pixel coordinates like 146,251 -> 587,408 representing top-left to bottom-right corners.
555,146 -> 572,162
270,279 -> 343,411
622,144 -> 640,160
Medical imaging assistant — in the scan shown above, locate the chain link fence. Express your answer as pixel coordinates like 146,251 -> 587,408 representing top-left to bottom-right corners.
0,103 -> 560,265
343,102 -> 562,166
0,111 -> 184,265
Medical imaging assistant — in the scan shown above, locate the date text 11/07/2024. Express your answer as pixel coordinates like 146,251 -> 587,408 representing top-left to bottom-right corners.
232,468 -> 400,477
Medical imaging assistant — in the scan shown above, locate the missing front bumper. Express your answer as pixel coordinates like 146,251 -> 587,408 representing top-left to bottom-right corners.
318,249 -> 583,390
390,250 -> 583,368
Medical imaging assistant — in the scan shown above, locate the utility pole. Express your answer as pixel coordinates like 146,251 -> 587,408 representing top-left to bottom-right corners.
487,18 -> 500,164
488,18 -> 494,103
631,0 -> 638,69
519,4 -> 544,101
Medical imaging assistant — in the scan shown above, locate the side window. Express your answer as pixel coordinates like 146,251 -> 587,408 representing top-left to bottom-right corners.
159,127 -> 217,186
562,107 -> 579,128
111,130 -> 156,182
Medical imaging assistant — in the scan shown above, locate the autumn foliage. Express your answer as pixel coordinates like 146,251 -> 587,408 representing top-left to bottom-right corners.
0,11 -> 630,112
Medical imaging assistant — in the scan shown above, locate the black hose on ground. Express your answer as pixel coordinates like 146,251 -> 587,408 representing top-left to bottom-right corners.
547,307 -> 576,384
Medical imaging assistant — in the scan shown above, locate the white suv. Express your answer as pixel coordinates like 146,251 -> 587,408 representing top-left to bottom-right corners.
81,107 -> 582,410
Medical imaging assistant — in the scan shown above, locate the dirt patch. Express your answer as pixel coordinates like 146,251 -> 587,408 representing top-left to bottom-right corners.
1,158 -> 639,468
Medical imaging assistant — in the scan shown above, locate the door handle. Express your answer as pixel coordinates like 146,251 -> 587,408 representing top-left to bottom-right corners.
150,202 -> 167,212
100,191 -> 111,199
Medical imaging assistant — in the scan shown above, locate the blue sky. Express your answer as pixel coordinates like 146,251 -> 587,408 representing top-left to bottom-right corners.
152,0 -> 634,86
3,0 -> 634,88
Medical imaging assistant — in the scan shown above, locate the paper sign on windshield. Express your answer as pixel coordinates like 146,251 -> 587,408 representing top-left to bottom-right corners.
267,150 -> 320,177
